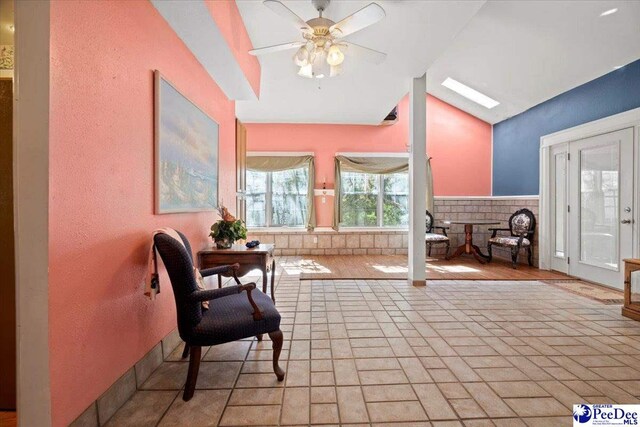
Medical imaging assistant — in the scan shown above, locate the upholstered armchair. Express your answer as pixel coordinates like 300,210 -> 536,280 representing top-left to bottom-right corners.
153,231 -> 284,402
487,208 -> 536,269
425,210 -> 450,258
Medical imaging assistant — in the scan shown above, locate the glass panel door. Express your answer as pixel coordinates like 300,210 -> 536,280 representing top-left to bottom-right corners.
579,145 -> 619,269
569,128 -> 634,289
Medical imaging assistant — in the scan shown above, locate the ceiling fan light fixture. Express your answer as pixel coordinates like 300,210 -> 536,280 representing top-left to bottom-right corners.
298,64 -> 314,78
293,46 -> 310,66
330,64 -> 342,77
326,44 -> 345,66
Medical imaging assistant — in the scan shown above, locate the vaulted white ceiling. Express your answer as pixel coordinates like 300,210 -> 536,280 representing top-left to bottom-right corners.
235,0 -> 485,124
236,0 -> 640,125
428,0 -> 640,124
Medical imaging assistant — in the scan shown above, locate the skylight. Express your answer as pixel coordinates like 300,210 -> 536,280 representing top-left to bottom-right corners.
441,77 -> 500,109
600,8 -> 618,17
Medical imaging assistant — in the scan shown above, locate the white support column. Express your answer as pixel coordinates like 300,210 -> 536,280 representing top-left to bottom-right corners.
408,73 -> 427,286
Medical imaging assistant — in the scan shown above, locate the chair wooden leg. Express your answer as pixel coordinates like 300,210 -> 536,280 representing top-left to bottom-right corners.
256,334 -> 263,341
487,244 -> 493,262
427,243 -> 432,257
181,343 -> 190,359
183,346 -> 201,401
511,247 -> 519,269
527,246 -> 533,266
268,330 -> 285,381
444,242 -> 450,259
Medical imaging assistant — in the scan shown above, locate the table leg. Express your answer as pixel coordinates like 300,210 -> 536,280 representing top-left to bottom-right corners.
261,265 -> 268,296
446,224 -> 490,264
270,260 -> 276,303
217,274 -> 222,289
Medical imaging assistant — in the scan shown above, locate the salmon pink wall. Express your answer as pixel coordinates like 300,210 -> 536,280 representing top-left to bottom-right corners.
49,1 -> 236,425
206,0 -> 261,97
245,95 -> 491,227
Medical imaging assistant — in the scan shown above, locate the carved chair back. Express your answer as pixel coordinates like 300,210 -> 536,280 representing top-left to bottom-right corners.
508,208 -> 536,239
425,210 -> 435,233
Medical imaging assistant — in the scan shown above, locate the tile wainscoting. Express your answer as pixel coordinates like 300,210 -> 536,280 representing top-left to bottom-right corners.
247,197 -> 539,266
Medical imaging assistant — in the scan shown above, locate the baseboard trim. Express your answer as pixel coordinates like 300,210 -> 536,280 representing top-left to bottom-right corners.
69,328 -> 182,427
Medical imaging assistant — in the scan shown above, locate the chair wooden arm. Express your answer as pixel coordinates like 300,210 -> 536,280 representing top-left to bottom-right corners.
238,283 -> 264,321
433,226 -> 449,236
200,263 -> 240,278
488,227 -> 510,238
187,282 -> 264,321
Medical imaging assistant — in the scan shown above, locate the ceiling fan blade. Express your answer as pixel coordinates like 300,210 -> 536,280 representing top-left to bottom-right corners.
330,3 -> 385,39
249,41 -> 305,56
263,0 -> 313,34
342,42 -> 386,65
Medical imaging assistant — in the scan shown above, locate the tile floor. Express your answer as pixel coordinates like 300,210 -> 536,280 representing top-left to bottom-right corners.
107,260 -> 640,426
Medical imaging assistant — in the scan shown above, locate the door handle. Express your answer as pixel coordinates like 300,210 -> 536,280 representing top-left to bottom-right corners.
621,219 -> 634,224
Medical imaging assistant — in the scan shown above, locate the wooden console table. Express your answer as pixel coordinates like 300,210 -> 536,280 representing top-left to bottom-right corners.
197,244 -> 276,302
622,258 -> 640,321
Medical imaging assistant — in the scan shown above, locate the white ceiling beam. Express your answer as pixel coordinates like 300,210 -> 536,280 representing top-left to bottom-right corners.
151,0 -> 257,101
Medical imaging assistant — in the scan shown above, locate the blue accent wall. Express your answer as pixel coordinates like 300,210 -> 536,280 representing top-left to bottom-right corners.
492,59 -> 640,196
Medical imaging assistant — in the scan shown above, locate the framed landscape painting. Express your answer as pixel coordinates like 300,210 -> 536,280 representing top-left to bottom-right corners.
154,70 -> 219,213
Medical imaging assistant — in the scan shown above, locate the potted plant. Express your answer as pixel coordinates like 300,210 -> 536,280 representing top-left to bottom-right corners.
209,204 -> 247,249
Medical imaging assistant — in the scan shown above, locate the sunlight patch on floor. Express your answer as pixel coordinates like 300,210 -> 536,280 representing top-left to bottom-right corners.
279,259 -> 332,275
372,265 -> 408,274
426,264 -> 481,273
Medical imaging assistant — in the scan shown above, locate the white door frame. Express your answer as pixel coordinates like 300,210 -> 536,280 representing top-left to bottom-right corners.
539,107 -> 640,273
14,0 -> 52,425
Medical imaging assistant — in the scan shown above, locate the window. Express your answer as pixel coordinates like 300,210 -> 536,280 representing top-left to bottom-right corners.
246,167 -> 309,227
340,171 -> 409,227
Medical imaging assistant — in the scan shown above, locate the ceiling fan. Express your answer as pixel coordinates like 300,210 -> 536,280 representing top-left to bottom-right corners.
248,0 -> 387,79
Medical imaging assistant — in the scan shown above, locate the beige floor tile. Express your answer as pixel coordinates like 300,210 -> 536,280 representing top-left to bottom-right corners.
196,362 -> 241,389
359,369 -> 409,385
203,342 -> 251,361
311,359 -> 333,372
399,356 -> 433,382
310,403 -> 339,424
463,383 -> 515,417
367,401 -> 428,423
286,360 -> 310,387
488,382 -> 549,398
311,371 -> 335,386
158,389 -> 229,426
333,359 -> 359,385
336,386 -> 369,423
439,382 -> 470,399
281,387 -> 310,425
355,358 -> 401,370
414,383 -> 458,420
140,363 -> 188,390
362,384 -> 418,402
227,388 -> 283,406
105,391 -> 177,427
310,386 -> 337,403
449,398 -> 487,419
475,367 -> 529,382
219,405 -> 280,426
504,397 -> 567,417
235,373 -> 285,388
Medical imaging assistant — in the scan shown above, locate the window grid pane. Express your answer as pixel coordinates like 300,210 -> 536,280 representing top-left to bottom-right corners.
271,167 -> 308,227
246,166 -> 309,228
340,170 -> 409,228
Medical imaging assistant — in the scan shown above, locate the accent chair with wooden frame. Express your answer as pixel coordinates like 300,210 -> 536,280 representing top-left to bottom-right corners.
425,210 -> 450,258
153,230 -> 285,401
487,208 -> 536,269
